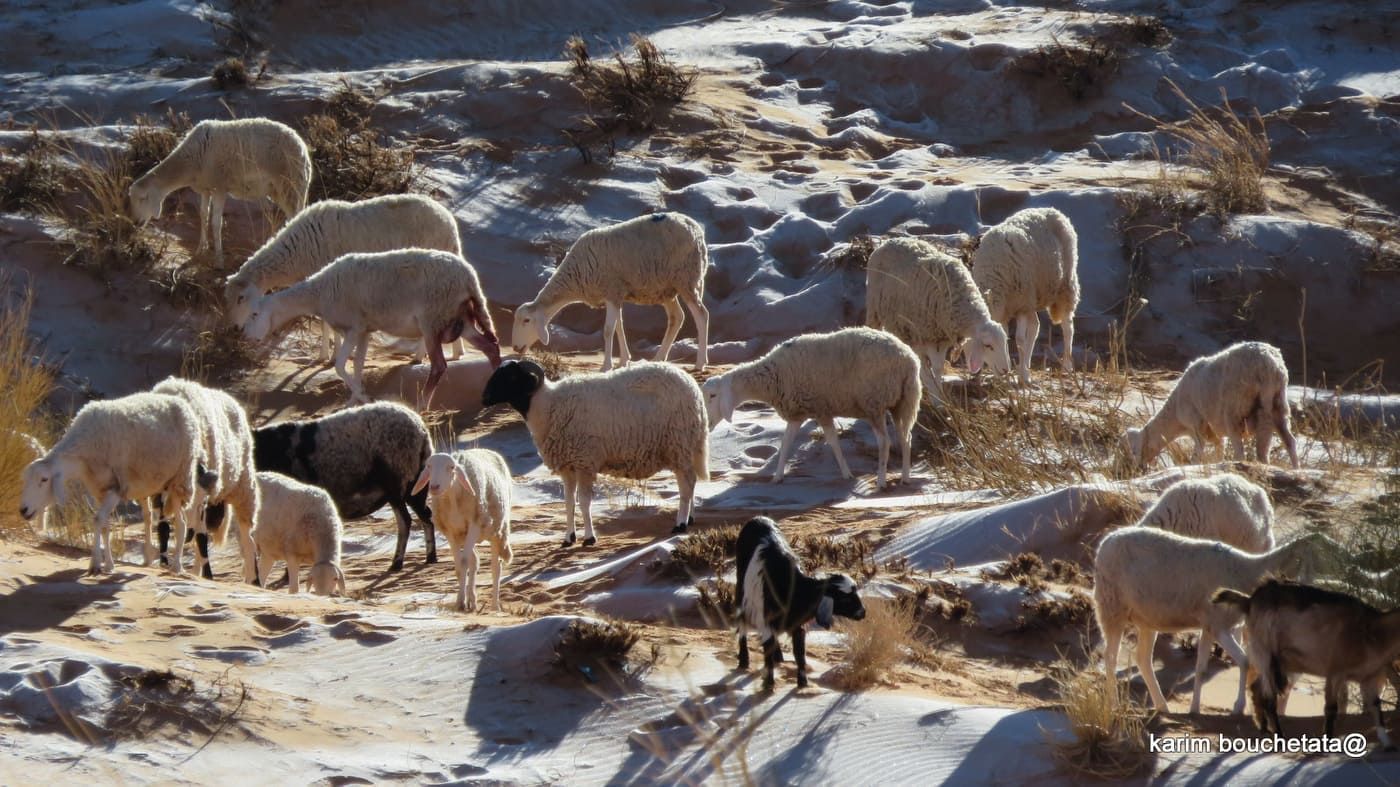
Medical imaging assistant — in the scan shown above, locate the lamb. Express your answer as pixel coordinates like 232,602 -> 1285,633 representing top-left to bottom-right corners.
1123,341 -> 1299,470
249,471 -> 346,595
865,236 -> 1011,400
1213,579 -> 1400,748
128,118 -> 311,261
241,248 -> 502,409
510,212 -> 710,373
701,327 -> 921,488
734,516 -> 866,689
480,359 -> 709,546
224,194 -> 466,362
1093,527 -> 1339,716
19,393 -> 208,575
1137,473 -> 1275,553
970,207 -> 1080,386
411,450 -> 514,612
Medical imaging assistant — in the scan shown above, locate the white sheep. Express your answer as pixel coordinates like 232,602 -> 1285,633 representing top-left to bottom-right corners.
702,327 -> 921,488
7,431 -> 52,533
1124,341 -> 1300,470
18,393 -> 206,575
866,237 -> 1011,400
481,359 -> 709,546
510,212 -> 710,373
224,194 -> 465,362
1137,473 -> 1275,553
970,207 -> 1080,385
250,471 -> 345,595
242,248 -> 502,409
128,118 -> 311,261
1093,527 -> 1338,716
411,450 -> 514,612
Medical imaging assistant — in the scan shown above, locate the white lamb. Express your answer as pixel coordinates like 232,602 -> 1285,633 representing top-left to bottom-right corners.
224,194 -> 465,362
18,393 -> 206,575
865,236 -> 1011,401
250,471 -> 345,595
702,327 -> 921,488
411,450 -> 514,612
1123,341 -> 1299,470
970,207 -> 1080,386
1137,473 -> 1275,553
242,248 -> 502,409
510,212 -> 710,373
481,359 -> 709,546
128,118 -> 311,262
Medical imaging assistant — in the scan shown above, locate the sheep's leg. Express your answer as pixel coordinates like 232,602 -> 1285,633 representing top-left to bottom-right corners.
171,496 -> 190,576
1058,315 -> 1074,372
674,471 -> 695,534
1215,629 -> 1249,716
1323,675 -> 1344,738
1275,407 -> 1300,469
602,302 -> 622,372
351,333 -> 371,404
793,627 -> 809,689
286,556 -> 300,594
459,542 -> 474,612
819,417 -> 853,481
490,542 -> 504,612
332,330 -> 359,401
1190,631 -> 1212,715
898,411 -> 913,485
562,474 -> 578,546
682,290 -> 709,372
1254,418 -> 1275,465
614,310 -> 632,367
210,192 -> 227,262
141,499 -> 156,566
762,635 -> 779,689
317,320 -> 336,364
1190,436 -> 1206,465
872,414 -> 891,489
1227,427 -> 1247,462
919,358 -> 944,404
771,421 -> 801,484
388,499 -> 413,572
90,492 -> 120,575
196,193 -> 211,252
1134,629 -> 1169,711
1014,313 -> 1039,387
655,297 -> 684,364
577,471 -> 597,547
1102,623 -> 1123,700
187,488 -> 209,580
737,630 -> 750,671
1365,675 -> 1394,749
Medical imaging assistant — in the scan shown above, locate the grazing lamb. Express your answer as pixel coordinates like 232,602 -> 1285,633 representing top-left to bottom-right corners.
734,516 -> 866,689
1214,579 -> 1400,748
970,207 -> 1080,386
510,212 -> 710,373
1123,341 -> 1299,470
128,118 -> 311,261
1137,473 -> 1275,553
702,327 -> 920,488
865,237 -> 1011,400
411,450 -> 514,612
250,471 -> 345,595
241,248 -> 501,409
480,359 -> 708,545
1093,527 -> 1340,716
224,194 -> 465,362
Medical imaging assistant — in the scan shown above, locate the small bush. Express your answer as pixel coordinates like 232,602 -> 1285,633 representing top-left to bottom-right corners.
819,234 -> 876,273
303,84 -> 418,201
562,34 -> 698,162
105,668 -> 247,741
0,288 -> 60,539
521,348 -> 567,381
181,326 -> 260,387
1019,591 -> 1095,630
793,533 -> 874,577
1095,16 -> 1172,49
126,109 -> 192,180
696,577 -> 736,628
554,618 -> 641,682
1051,660 -> 1154,778
1012,36 -> 1121,102
58,144 -> 168,276
836,595 -> 924,690
211,57 -> 250,90
667,524 -> 740,578
0,130 -> 65,213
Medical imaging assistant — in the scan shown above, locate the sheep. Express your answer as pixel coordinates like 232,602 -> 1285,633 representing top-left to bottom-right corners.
8,431 -> 50,532
1123,341 -> 1299,470
128,118 -> 311,262
480,359 -> 708,546
241,248 -> 502,409
224,194 -> 466,362
734,516 -> 866,689
411,450 -> 514,612
1213,579 -> 1400,748
701,327 -> 921,488
1093,527 -> 1340,716
249,471 -> 345,595
18,393 -> 209,575
510,212 -> 710,373
865,237 -> 1011,400
969,207 -> 1080,386
1137,473 -> 1275,553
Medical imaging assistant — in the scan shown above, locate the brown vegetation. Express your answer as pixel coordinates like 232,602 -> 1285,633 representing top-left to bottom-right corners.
562,35 -> 698,162
303,82 -> 419,202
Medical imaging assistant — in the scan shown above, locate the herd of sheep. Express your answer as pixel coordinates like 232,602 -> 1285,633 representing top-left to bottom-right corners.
13,114 -> 1400,749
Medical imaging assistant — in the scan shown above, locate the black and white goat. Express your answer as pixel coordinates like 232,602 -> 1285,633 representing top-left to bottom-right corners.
734,516 -> 866,688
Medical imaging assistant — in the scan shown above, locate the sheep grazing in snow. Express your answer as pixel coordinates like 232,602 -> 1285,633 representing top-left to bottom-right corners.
128,118 -> 311,262
970,207 -> 1080,386
734,516 -> 866,689
866,236 -> 1011,401
1214,579 -> 1400,748
481,359 -> 709,546
1123,341 -> 1299,470
702,327 -> 921,488
224,194 -> 466,362
250,471 -> 346,595
412,450 -> 514,612
511,212 -> 710,373
241,248 -> 501,409
1137,473 -> 1275,553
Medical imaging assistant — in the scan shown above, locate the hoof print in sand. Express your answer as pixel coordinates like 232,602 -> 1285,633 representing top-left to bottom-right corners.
189,644 -> 269,665
329,619 -> 400,646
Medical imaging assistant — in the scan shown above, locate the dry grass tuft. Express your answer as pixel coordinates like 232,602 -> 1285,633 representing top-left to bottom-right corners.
0,287 -> 63,539
667,524 -> 740,578
834,595 -> 926,690
562,34 -> 698,162
1012,36 -> 1121,102
181,326 -> 260,387
695,577 -> 736,628
1051,659 -> 1154,778
57,142 -> 170,276
304,82 -> 419,202
820,234 -> 877,273
104,668 -> 248,743
0,130 -> 65,213
1094,16 -> 1172,49
521,348 -> 568,381
125,109 -> 192,180
1020,591 -> 1095,630
794,533 -> 875,578
210,57 -> 251,90
555,618 -> 641,682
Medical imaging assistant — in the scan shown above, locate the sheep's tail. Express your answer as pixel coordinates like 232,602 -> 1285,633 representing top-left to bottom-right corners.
694,435 -> 712,483
1211,587 -> 1252,613
895,360 -> 921,437
500,532 -> 514,566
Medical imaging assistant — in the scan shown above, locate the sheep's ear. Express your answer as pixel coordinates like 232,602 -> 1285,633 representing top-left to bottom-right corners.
411,467 -> 431,495
454,464 -> 478,498
816,596 -> 835,629
523,364 -> 545,392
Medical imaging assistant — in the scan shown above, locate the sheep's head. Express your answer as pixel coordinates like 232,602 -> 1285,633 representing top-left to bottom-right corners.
482,359 -> 545,416
816,574 -> 865,629
241,294 -> 278,343
224,278 -> 261,328
127,174 -> 164,223
19,458 -> 59,521
1121,427 -> 1164,471
700,376 -> 735,426
511,301 -> 546,353
412,453 -> 478,500
966,322 -> 1012,375
310,561 -> 344,596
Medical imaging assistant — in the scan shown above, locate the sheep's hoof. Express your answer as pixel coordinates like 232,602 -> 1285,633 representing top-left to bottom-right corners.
671,521 -> 689,535
796,677 -> 809,689
562,532 -> 577,547
583,536 -> 597,547
737,658 -> 749,670
762,677 -> 775,692
201,565 -> 213,580
426,553 -> 439,565
388,560 -> 404,572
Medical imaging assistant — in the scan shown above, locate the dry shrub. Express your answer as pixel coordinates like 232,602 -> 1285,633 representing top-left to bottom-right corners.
104,668 -> 248,742
181,326 -> 260,387
667,524 -> 740,578
521,348 -> 567,381
555,618 -> 641,683
0,130 -> 65,213
0,288 -> 60,538
1011,36 -> 1121,102
1019,591 -> 1095,630
125,109 -> 192,179
304,83 -> 418,202
211,57 -> 250,90
819,234 -> 876,273
58,143 -> 169,276
1332,473 -> 1400,606
793,533 -> 875,577
1051,660 -> 1154,778
835,595 -> 924,690
1094,16 -> 1172,49
562,34 -> 698,162
696,577 -> 736,628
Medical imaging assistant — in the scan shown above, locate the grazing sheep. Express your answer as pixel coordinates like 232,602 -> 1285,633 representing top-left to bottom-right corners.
1093,527 -> 1340,716
128,118 -> 311,261
1137,473 -> 1275,553
734,516 -> 866,689
510,212 -> 710,373
241,248 -> 501,409
702,327 -> 920,488
970,207 -> 1079,386
866,237 -> 1011,400
1214,579 -> 1400,748
250,471 -> 345,595
8,431 -> 51,532
1123,341 -> 1299,470
481,359 -> 709,546
224,194 -> 465,362
411,450 -> 514,612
